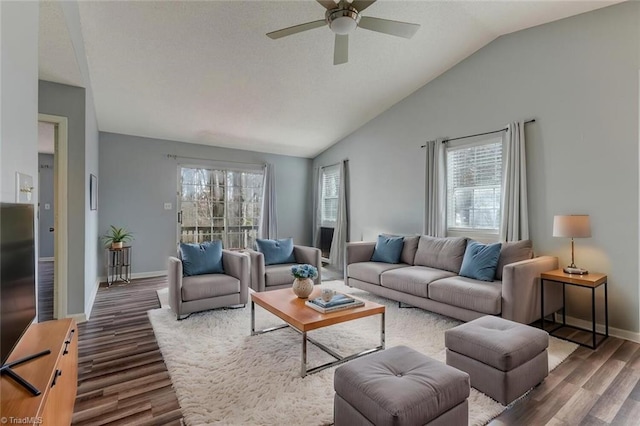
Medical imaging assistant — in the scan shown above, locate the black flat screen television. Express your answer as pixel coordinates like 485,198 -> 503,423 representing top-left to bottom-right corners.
0,203 -> 36,366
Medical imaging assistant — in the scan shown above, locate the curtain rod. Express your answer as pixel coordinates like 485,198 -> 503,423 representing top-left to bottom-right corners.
319,159 -> 349,170
167,154 -> 264,167
420,119 -> 536,148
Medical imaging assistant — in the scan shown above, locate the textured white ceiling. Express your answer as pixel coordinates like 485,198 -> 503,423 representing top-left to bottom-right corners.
39,1 -> 83,87
38,1 -> 620,158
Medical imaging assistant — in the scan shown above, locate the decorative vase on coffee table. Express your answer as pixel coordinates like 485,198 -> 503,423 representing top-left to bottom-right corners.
292,278 -> 314,299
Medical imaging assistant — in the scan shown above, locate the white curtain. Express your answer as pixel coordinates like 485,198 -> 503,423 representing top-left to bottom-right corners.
258,163 -> 277,239
329,160 -> 348,271
424,138 -> 447,237
312,167 -> 322,248
500,122 -> 529,241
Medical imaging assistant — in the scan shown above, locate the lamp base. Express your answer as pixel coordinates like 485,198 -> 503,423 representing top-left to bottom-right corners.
563,266 -> 589,275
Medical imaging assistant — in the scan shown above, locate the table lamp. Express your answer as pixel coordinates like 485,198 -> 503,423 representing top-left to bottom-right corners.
553,215 -> 591,275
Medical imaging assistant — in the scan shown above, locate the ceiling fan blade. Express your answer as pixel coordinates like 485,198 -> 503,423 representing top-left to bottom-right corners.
266,20 -> 326,39
334,34 -> 348,65
316,0 -> 338,10
358,16 -> 420,39
350,0 -> 377,12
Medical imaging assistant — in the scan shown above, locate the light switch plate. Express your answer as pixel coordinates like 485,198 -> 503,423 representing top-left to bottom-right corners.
164,203 -> 172,210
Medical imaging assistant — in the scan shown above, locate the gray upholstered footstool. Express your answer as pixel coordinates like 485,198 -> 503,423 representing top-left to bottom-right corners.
334,345 -> 470,426
445,316 -> 549,405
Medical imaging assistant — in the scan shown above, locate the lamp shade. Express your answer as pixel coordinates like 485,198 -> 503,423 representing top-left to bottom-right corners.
553,215 -> 591,238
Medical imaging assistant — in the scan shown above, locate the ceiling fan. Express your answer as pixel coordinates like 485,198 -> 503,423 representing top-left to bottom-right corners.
266,0 -> 420,65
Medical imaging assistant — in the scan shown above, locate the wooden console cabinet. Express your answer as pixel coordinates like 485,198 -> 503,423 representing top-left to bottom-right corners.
1,319 -> 78,426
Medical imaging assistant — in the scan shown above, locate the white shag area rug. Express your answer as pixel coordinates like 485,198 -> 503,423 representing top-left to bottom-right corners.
150,281 -> 577,426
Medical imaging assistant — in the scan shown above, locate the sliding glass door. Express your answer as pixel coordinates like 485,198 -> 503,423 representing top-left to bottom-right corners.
178,166 -> 263,249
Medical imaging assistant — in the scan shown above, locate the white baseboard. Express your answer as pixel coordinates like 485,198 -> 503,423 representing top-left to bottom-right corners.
563,315 -> 640,343
98,270 -> 167,283
131,270 -> 167,279
39,257 -> 54,262
67,312 -> 87,324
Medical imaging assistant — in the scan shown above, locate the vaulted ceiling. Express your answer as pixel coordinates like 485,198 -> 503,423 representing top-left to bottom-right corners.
39,1 -> 620,158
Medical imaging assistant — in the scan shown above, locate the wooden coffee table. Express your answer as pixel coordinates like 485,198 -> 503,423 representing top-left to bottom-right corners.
251,287 -> 385,377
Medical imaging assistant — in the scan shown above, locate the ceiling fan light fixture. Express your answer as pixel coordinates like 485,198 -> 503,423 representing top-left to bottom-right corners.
326,7 -> 360,35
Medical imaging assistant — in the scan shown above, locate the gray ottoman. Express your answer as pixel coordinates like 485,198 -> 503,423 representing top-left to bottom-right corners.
334,345 -> 470,426
445,316 -> 549,405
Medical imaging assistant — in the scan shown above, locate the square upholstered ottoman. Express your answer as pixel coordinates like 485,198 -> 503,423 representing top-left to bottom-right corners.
445,316 -> 549,405
334,345 -> 470,426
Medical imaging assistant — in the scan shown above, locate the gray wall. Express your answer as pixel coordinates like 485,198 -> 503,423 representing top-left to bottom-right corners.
99,132 -> 313,275
1,1 -> 38,203
314,3 -> 640,333
58,0 -> 101,314
38,154 -> 54,258
39,81 -> 87,316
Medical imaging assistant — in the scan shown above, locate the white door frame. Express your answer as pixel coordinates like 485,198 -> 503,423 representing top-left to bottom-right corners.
38,114 -> 68,319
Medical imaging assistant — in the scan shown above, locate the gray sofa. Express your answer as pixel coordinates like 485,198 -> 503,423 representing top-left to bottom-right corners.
346,236 -> 562,325
247,245 -> 322,292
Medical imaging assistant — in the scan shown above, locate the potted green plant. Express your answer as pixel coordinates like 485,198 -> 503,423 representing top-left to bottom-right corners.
102,225 -> 133,249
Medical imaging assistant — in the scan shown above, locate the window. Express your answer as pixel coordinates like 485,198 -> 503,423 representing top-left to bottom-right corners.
321,165 -> 340,227
446,137 -> 502,235
179,167 -> 263,249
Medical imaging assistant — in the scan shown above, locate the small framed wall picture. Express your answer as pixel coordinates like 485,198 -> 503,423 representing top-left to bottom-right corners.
90,174 -> 98,210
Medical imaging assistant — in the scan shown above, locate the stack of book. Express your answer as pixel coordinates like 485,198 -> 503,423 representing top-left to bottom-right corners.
305,293 -> 364,313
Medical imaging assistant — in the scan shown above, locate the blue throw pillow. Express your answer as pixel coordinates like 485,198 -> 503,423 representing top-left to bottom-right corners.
179,240 -> 225,276
459,241 -> 502,282
256,238 -> 296,266
371,235 -> 405,264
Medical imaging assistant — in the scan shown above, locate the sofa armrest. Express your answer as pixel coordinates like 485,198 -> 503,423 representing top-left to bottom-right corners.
346,242 -> 376,266
222,250 -> 250,303
501,255 -> 561,324
293,245 -> 322,284
168,257 -> 183,315
246,249 -> 266,292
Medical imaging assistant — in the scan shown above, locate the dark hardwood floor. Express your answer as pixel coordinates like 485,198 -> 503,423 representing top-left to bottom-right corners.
37,260 -> 54,322
62,276 -> 639,425
71,277 -> 183,426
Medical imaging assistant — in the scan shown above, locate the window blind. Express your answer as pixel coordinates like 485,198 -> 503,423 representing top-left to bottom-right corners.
446,141 -> 502,231
321,165 -> 340,226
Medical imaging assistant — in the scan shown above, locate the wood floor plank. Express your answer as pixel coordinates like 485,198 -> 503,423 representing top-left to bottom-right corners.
551,387 -> 601,424
589,367 -> 640,423
69,276 -> 184,425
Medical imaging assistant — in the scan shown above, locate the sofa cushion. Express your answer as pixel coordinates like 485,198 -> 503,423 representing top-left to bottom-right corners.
495,240 -> 533,280
347,262 -> 408,285
265,263 -> 297,287
371,235 -> 405,264
428,276 -> 502,315
413,236 -> 467,273
383,234 -> 420,265
181,273 -> 240,301
179,240 -> 224,276
381,266 -> 456,298
401,236 -> 420,265
459,241 -> 502,282
256,238 -> 296,265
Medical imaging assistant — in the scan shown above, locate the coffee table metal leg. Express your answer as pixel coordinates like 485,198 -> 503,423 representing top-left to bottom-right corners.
251,301 -> 255,335
381,312 -> 385,349
301,331 -> 307,377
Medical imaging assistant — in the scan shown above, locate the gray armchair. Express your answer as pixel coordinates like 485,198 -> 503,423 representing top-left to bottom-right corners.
168,250 -> 249,320
247,245 -> 322,292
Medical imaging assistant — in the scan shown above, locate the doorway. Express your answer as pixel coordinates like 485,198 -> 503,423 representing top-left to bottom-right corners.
37,121 -> 55,321
37,114 -> 69,322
